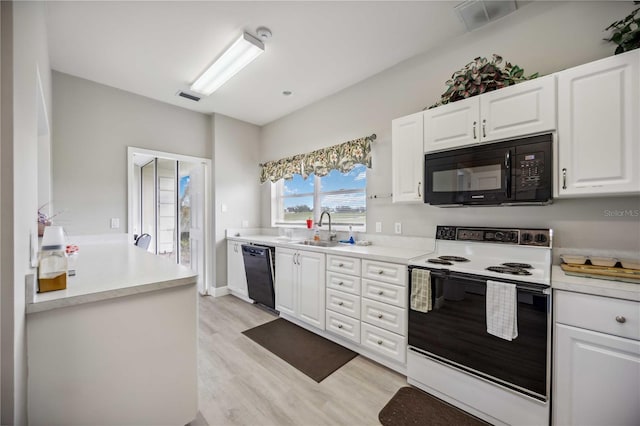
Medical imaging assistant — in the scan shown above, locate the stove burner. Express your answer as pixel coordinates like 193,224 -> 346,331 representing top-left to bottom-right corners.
439,256 -> 470,262
427,258 -> 453,265
502,262 -> 533,269
486,266 -> 532,276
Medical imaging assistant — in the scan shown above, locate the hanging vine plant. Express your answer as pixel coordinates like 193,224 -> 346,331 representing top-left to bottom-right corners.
427,54 -> 539,109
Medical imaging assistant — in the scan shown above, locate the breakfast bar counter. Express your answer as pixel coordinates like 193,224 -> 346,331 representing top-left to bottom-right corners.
26,236 -> 198,426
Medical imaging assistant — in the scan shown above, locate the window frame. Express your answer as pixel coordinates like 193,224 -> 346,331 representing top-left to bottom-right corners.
271,169 -> 367,232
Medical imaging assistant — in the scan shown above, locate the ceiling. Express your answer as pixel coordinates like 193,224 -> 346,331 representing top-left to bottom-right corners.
46,1 -> 472,126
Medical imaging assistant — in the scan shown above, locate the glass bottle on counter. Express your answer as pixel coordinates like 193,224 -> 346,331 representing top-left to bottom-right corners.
38,226 -> 68,293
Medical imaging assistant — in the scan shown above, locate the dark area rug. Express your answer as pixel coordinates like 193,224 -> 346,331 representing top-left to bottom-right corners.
242,318 -> 357,382
379,386 -> 489,426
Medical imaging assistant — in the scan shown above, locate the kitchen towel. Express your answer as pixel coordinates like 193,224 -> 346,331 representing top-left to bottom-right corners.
486,280 -> 518,341
410,269 -> 432,313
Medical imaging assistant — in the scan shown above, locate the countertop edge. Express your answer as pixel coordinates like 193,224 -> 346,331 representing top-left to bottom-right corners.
26,275 -> 198,314
227,235 -> 432,264
551,265 -> 640,302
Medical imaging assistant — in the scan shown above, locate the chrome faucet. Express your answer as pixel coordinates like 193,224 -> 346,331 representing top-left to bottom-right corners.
318,210 -> 337,241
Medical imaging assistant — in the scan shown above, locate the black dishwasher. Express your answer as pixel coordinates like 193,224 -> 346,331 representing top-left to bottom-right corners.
241,244 -> 276,311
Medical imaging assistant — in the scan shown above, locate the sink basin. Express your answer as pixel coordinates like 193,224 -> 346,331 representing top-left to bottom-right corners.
295,240 -> 340,247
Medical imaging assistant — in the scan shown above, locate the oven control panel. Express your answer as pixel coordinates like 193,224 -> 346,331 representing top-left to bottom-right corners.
436,226 -> 551,247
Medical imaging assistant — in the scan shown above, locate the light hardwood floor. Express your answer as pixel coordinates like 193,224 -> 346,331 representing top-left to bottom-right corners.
197,294 -> 407,426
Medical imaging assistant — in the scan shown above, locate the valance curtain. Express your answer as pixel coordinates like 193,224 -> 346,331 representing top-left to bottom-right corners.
259,136 -> 373,184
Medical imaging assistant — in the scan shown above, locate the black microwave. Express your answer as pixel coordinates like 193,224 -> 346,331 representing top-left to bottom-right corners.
424,133 -> 553,206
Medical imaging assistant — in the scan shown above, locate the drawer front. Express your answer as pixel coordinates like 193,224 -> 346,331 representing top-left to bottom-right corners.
326,271 -> 361,295
327,255 -> 361,276
361,322 -> 406,363
326,288 -> 360,319
555,291 -> 640,340
361,298 -> 406,336
362,279 -> 407,308
326,310 -> 361,344
362,260 -> 407,286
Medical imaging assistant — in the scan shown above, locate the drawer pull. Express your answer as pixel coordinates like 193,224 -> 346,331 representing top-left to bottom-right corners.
338,281 -> 344,285
338,324 -> 343,329
377,340 -> 383,345
338,301 -> 344,306
378,314 -> 383,319
378,270 -> 384,275
339,263 -> 344,267
378,290 -> 384,295
616,316 -> 626,324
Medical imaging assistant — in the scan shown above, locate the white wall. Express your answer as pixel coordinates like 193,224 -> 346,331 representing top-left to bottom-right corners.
260,1 -> 640,252
213,114 -> 261,287
1,2 -> 52,424
52,72 -> 212,235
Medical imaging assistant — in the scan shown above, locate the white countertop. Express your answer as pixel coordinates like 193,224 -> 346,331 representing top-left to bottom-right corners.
551,265 -> 640,302
227,234 -> 433,264
27,240 -> 198,314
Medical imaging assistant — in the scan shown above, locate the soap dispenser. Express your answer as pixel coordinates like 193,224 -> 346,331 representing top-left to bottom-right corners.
38,226 -> 68,293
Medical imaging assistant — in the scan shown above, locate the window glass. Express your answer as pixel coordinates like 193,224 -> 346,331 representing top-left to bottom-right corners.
274,165 -> 366,229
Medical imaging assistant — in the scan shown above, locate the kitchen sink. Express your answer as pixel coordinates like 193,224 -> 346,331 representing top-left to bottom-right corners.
295,240 -> 340,247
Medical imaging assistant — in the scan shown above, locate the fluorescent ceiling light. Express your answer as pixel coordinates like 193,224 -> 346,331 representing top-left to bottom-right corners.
191,32 -> 264,96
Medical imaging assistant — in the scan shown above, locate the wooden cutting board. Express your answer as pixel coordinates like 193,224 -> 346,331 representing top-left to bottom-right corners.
561,263 -> 640,283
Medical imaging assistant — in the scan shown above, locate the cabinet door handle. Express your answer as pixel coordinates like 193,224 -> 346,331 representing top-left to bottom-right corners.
377,340 -> 383,345
473,121 -> 477,139
562,168 -> 567,190
377,314 -> 383,319
338,281 -> 344,286
482,119 -> 486,138
378,270 -> 384,275
338,302 -> 344,306
339,263 -> 344,267
378,290 -> 384,295
616,316 -> 626,323
338,324 -> 343,329
417,181 -> 421,198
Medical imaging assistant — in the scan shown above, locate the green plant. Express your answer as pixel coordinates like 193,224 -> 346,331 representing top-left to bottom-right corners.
428,54 -> 538,109
604,2 -> 640,55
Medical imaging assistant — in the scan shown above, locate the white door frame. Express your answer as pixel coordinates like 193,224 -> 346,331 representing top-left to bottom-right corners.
127,147 -> 213,295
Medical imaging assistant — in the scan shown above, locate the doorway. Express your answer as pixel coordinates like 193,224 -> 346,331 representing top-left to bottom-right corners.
128,147 -> 212,295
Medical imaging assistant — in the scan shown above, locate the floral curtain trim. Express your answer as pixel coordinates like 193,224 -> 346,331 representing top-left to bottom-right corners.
260,136 -> 372,183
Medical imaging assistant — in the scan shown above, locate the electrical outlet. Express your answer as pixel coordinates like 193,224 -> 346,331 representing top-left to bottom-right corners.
241,220 -> 249,228
221,204 -> 228,213
375,222 -> 382,233
395,222 -> 402,234
110,218 -> 120,229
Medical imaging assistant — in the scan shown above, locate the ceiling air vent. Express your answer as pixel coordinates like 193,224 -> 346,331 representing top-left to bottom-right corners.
176,90 -> 201,102
454,0 -> 517,32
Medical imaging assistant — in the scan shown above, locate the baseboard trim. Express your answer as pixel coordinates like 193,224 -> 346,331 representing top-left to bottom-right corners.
211,286 -> 229,297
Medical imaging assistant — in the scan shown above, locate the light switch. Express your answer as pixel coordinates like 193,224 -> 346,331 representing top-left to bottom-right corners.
110,218 -> 120,229
395,222 -> 402,234
375,222 -> 382,233
241,220 -> 249,228
221,204 -> 228,213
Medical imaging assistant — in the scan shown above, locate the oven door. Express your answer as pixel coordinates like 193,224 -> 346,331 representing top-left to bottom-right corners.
424,144 -> 513,205
408,267 -> 550,400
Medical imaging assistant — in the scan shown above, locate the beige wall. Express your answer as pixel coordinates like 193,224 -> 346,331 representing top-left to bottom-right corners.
52,72 -> 212,235
259,1 -> 640,252
213,114 -> 261,287
1,2 -> 52,424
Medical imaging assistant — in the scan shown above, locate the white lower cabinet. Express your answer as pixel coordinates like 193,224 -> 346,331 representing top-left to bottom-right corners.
324,254 -> 408,367
275,247 -> 326,330
553,290 -> 640,425
226,240 -> 249,298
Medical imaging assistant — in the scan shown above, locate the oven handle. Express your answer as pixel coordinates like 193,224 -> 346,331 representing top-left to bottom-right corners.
413,267 -> 549,295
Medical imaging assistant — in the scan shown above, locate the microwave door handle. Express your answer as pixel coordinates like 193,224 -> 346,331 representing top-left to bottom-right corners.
504,151 -> 512,198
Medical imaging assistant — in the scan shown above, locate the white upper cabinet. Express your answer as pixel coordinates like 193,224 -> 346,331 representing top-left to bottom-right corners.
423,75 -> 556,152
557,49 -> 640,197
423,97 -> 479,152
392,112 -> 424,203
